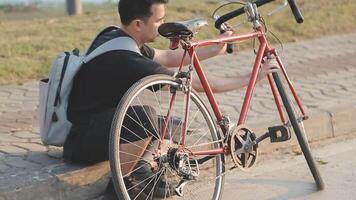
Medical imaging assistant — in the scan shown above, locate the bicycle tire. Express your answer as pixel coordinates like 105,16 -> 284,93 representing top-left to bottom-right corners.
109,74 -> 225,200
272,72 -> 325,190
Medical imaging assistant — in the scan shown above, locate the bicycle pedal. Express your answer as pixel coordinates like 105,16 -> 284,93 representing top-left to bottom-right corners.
268,125 -> 291,143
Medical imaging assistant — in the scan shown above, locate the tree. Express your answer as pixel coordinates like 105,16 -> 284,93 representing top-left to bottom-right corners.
66,0 -> 82,16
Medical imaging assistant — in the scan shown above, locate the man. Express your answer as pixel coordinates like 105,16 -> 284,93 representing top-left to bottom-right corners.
63,0 -> 278,198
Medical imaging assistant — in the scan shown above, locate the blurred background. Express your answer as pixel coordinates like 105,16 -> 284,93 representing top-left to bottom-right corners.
0,0 -> 108,4
0,0 -> 355,84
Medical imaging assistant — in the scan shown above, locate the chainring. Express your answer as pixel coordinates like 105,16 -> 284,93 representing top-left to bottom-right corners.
229,125 -> 258,171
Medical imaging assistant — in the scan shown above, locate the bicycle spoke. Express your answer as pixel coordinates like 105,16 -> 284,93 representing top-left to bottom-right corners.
151,85 -> 164,117
136,169 -> 165,200
122,160 -> 150,179
119,137 -> 155,155
127,167 -> 164,192
130,101 -> 161,141
136,96 -> 160,139
168,96 -> 176,143
185,139 -> 224,150
117,151 -> 141,162
123,115 -> 160,141
171,118 -> 183,144
189,128 -> 212,147
130,106 -> 151,139
119,159 -> 142,166
143,169 -> 165,200
187,108 -> 203,128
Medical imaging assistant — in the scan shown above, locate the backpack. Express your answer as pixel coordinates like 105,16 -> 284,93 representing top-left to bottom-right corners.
39,26 -> 141,146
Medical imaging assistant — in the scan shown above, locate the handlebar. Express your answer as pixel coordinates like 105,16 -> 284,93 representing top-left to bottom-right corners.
214,0 -> 303,30
287,0 -> 303,23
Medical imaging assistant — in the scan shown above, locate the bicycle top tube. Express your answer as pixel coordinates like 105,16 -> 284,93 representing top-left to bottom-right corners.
188,29 -> 263,49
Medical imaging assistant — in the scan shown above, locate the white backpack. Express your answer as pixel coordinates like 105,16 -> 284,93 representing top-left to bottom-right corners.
39,26 -> 141,146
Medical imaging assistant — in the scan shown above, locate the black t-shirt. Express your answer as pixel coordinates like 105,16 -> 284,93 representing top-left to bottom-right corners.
67,29 -> 174,125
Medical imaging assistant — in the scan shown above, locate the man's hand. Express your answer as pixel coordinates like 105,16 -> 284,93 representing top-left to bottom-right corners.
218,30 -> 234,38
258,57 -> 280,80
216,30 -> 233,54
217,23 -> 234,54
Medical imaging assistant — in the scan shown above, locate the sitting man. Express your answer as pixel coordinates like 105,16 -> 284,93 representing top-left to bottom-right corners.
63,0 -> 278,199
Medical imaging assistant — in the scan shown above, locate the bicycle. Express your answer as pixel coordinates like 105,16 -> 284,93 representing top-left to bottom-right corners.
109,0 -> 324,199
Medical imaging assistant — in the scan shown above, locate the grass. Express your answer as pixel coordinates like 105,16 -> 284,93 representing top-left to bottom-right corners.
0,0 -> 355,84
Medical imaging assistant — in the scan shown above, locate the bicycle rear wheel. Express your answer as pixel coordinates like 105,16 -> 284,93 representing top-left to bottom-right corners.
109,74 -> 225,200
272,72 -> 324,190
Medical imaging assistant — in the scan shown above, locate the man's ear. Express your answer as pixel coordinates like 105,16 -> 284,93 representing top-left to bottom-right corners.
131,19 -> 144,32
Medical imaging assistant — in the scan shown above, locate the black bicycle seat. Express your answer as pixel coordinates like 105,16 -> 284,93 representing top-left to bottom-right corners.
158,19 -> 208,39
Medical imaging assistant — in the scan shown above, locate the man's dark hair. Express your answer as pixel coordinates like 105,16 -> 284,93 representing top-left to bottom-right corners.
119,0 -> 169,26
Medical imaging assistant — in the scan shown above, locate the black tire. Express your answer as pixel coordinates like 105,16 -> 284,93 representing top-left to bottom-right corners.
272,72 -> 325,190
109,74 -> 225,199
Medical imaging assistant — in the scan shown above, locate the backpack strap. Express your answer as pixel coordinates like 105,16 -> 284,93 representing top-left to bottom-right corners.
54,52 -> 70,108
84,25 -> 119,56
83,36 -> 141,64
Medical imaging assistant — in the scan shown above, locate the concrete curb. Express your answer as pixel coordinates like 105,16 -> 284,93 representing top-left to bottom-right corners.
255,102 -> 356,154
0,162 -> 110,200
1,102 -> 355,200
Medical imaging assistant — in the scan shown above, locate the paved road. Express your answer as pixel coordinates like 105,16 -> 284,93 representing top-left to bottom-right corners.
0,32 -> 356,199
222,134 -> 356,200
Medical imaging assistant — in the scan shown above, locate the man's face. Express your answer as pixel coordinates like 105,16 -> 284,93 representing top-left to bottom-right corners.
141,3 -> 165,43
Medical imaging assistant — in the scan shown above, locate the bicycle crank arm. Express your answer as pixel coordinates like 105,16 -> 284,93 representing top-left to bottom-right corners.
254,131 -> 270,145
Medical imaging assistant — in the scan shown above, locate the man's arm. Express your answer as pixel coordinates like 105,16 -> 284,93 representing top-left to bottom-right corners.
192,73 -> 249,93
192,58 -> 279,93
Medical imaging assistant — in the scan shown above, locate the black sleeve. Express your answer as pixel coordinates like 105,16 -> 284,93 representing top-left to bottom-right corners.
136,58 -> 174,92
138,56 -> 174,77
140,44 -> 155,59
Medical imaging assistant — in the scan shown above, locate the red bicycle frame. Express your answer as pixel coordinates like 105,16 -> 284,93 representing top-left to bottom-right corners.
160,27 -> 307,156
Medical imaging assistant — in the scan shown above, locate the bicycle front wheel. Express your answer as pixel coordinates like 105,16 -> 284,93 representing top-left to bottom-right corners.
272,72 -> 325,190
109,74 -> 225,200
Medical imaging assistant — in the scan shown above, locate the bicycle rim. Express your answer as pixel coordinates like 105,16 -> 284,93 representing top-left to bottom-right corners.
109,75 -> 225,200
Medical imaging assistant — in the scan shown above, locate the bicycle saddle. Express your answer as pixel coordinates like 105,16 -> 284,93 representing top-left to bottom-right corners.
158,18 -> 208,39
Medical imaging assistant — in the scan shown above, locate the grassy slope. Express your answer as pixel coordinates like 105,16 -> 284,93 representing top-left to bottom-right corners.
0,0 -> 355,84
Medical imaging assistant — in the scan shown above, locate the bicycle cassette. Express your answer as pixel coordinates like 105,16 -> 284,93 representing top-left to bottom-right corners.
229,125 -> 258,170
